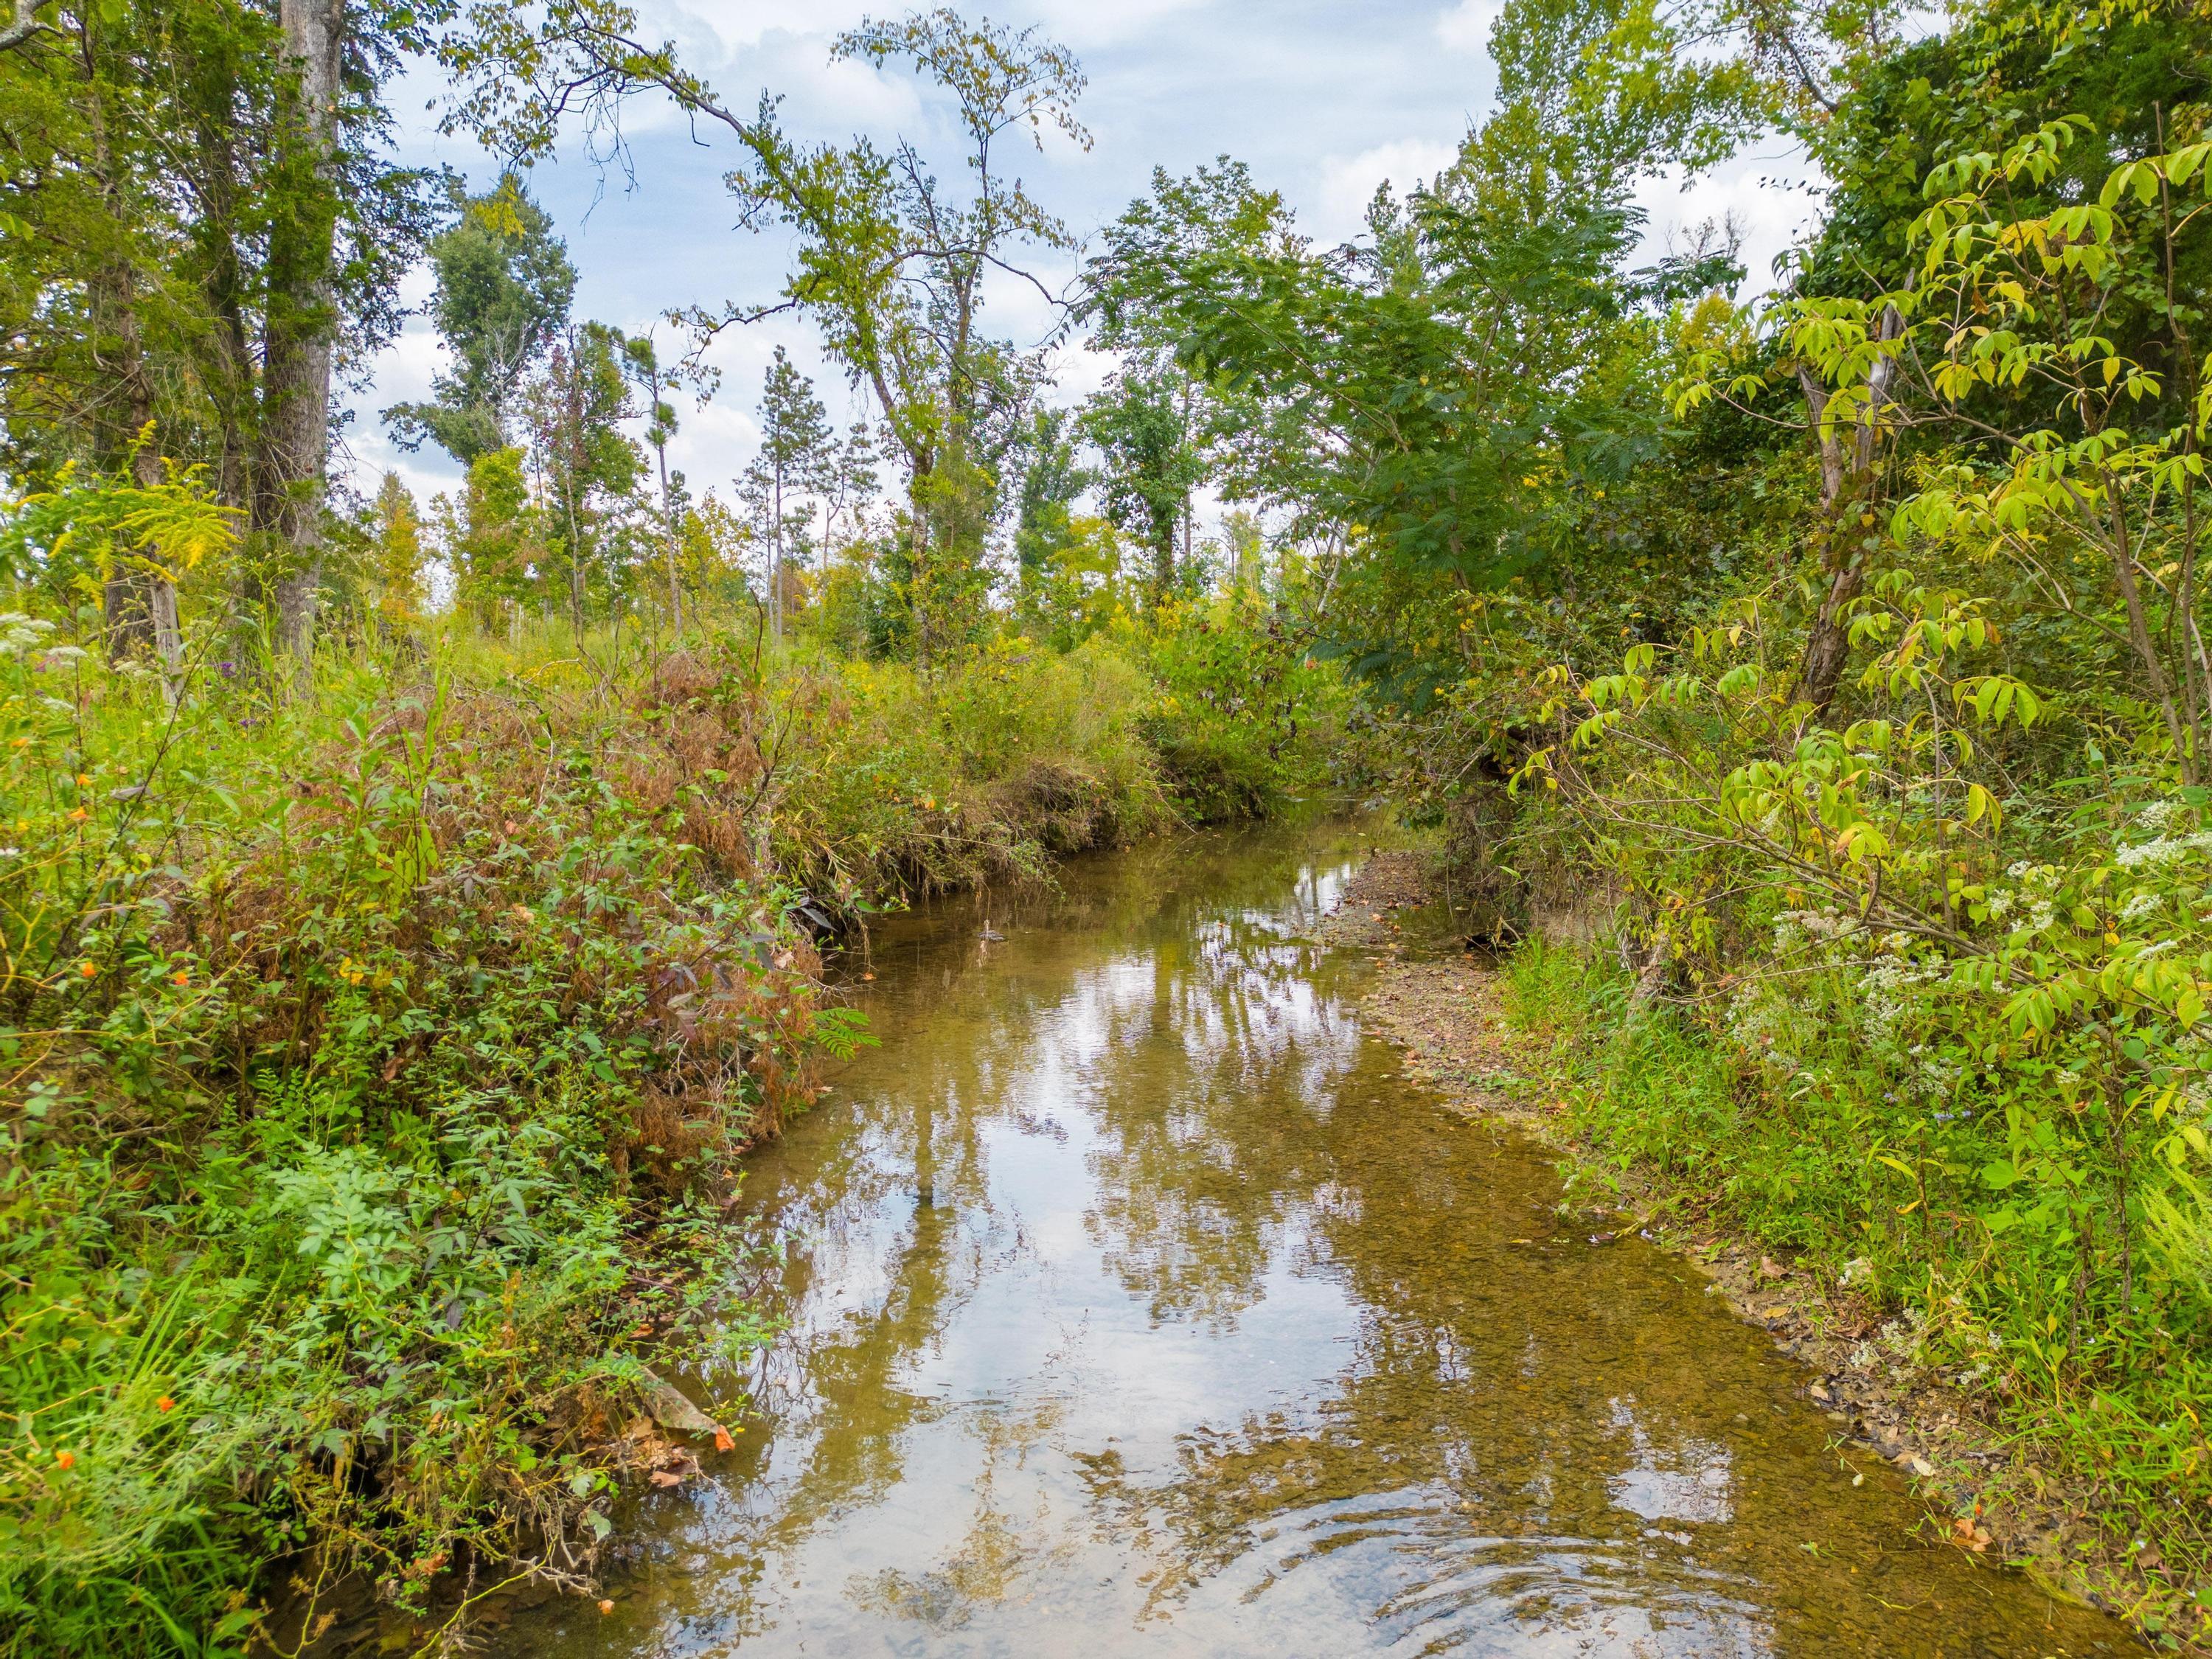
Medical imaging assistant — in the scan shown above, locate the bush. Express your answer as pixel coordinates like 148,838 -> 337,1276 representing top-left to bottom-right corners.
0,611 -> 1172,1651
0,621 -> 873,1653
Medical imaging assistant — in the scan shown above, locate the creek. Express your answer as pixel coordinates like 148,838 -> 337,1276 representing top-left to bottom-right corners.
493,818 -> 2130,1657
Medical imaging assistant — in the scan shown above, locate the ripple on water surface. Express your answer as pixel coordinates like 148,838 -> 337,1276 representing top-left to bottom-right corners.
493,821 -> 2133,1659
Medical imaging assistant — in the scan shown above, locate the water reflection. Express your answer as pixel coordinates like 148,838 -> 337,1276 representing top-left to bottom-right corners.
495,823 -> 2127,1658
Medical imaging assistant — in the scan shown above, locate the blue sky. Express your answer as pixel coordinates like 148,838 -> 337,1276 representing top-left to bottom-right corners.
340,0 -> 1822,521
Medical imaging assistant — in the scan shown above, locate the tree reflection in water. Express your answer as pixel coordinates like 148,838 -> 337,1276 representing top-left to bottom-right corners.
493,821 -> 2128,1659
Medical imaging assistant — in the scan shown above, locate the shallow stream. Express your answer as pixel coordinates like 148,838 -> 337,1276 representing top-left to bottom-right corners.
495,819 -> 2131,1657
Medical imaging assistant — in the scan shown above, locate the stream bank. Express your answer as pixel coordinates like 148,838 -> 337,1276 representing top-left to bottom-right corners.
1328,848 -> 2175,1648
475,818 -> 2133,1657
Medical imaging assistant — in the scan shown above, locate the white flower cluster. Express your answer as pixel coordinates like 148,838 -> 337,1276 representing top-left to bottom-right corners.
2114,832 -> 2212,869
1775,906 -> 1863,943
2118,888 -> 2166,923
2135,799 -> 2188,832
0,613 -> 56,658
1857,959 -> 1944,1071
1989,861 -> 2061,933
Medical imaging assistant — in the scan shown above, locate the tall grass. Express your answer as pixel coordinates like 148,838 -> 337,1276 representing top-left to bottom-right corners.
0,603 -> 1281,1655
1502,938 -> 2212,1635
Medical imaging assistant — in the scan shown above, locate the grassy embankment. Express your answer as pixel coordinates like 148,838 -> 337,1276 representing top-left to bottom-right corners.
1496,936 -> 2211,1642
0,605 -> 1336,1655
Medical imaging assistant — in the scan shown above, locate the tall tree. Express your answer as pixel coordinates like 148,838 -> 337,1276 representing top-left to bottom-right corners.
650,10 -> 1088,658
749,346 -> 831,636
385,174 -> 577,466
368,470 -> 425,620
619,329 -> 704,632
524,321 -> 642,636
1009,407 -> 1090,594
255,0 -> 344,658
1082,368 -> 1202,601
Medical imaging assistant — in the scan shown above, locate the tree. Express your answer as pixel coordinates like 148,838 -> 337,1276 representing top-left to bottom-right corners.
650,10 -> 1089,658
524,321 -> 642,636
445,443 -> 537,629
618,329 -> 709,633
749,346 -> 832,637
1009,408 -> 1090,597
369,471 -> 425,622
821,420 -> 883,557
384,175 -> 577,466
1082,368 -> 1202,601
1222,508 -> 1265,597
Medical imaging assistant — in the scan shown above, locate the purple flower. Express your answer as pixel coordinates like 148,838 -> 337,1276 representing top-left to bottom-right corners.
217,660 -> 237,678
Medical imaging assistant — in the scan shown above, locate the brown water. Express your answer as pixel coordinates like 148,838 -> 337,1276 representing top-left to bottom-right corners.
496,820 -> 2132,1658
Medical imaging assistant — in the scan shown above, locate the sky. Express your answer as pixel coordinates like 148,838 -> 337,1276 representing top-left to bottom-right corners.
338,0 -> 1826,522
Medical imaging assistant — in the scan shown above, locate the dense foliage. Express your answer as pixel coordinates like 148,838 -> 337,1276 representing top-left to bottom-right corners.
10,0 -> 2212,1644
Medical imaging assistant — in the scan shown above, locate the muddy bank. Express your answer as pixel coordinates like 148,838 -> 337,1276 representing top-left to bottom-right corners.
1324,849 -> 2163,1645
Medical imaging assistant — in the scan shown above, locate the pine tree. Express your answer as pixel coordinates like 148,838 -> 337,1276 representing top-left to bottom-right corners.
370,472 -> 425,622
753,347 -> 832,636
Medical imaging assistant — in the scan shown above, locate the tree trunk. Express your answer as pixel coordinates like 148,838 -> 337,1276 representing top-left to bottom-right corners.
1794,305 -> 1904,717
257,0 -> 344,660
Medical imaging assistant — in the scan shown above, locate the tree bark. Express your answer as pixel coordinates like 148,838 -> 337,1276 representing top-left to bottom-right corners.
1794,304 -> 1904,718
257,0 -> 344,660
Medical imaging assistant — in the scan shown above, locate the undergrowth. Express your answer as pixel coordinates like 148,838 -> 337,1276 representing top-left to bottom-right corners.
1502,939 -> 2212,1641
0,607 -> 1332,1656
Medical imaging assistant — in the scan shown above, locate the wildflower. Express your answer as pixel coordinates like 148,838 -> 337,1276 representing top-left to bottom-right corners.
74,773 -> 91,787
156,1395 -> 175,1413
54,1450 -> 73,1470
79,961 -> 95,978
597,1600 -> 614,1615
172,972 -> 189,987
68,807 -> 88,821
216,660 -> 237,678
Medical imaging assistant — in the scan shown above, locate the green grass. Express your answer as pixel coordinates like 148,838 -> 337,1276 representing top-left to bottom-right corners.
0,607 -> 1336,1655
1501,938 -> 2212,1643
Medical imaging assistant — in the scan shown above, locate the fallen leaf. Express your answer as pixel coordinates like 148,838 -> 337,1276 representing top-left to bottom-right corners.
649,1470 -> 684,1488
1759,1256 -> 1785,1279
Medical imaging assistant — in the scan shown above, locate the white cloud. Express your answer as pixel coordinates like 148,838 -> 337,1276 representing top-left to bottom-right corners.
1632,137 -> 1827,300
1028,0 -> 1217,48
1434,0 -> 1504,53
1312,137 -> 1461,241
645,0 -> 872,57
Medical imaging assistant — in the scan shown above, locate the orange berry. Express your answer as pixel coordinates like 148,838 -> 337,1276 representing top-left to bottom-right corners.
156,1395 -> 175,1413
54,1450 -> 73,1470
